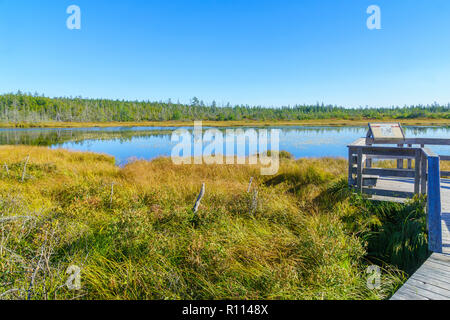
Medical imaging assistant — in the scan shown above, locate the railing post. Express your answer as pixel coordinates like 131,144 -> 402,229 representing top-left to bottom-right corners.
407,144 -> 413,169
414,150 -> 421,195
348,147 -> 354,186
366,143 -> 372,168
397,144 -> 404,169
427,155 -> 442,253
421,151 -> 427,195
357,148 -> 363,192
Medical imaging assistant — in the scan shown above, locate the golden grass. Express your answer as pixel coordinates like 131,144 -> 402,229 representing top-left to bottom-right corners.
0,146 -> 411,300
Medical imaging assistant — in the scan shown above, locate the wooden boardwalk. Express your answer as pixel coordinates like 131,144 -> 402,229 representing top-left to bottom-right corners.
378,177 -> 450,300
390,253 -> 450,300
347,133 -> 450,300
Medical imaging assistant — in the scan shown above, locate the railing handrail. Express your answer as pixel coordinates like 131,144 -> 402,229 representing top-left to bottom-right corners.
349,137 -> 450,161
366,137 -> 450,146
422,147 -> 438,158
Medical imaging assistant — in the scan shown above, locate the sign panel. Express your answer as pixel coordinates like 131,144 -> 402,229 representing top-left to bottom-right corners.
368,123 -> 405,140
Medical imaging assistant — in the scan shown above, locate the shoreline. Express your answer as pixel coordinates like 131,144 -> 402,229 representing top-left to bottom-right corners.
0,118 -> 449,129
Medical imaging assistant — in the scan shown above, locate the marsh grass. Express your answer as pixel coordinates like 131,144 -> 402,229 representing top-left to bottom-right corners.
3,118 -> 450,129
0,146 -> 430,300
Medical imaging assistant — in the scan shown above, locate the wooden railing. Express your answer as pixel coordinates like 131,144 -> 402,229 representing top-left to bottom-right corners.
348,138 -> 448,253
364,137 -> 450,177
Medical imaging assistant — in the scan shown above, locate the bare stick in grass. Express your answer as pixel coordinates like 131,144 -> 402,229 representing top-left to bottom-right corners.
4,163 -> 9,176
0,216 -> 34,223
21,156 -> 29,182
193,183 -> 205,214
247,177 -> 253,193
0,288 -> 20,299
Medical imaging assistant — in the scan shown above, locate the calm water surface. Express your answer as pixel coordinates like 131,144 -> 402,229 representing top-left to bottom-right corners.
0,126 -> 449,165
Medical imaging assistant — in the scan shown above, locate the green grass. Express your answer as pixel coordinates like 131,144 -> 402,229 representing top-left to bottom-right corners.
0,146 -> 429,300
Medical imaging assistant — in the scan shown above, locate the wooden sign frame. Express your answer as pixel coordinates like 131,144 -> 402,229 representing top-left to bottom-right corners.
366,123 -> 405,144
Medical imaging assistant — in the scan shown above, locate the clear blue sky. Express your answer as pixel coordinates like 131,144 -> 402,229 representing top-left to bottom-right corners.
1,0 -> 450,107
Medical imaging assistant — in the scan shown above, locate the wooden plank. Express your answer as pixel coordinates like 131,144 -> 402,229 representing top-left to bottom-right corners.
400,282 -> 449,300
413,265 -> 450,285
357,149 -> 363,192
372,177 -> 415,197
392,289 -> 428,300
412,272 -> 450,291
358,146 -> 417,157
407,144 -> 413,169
351,167 -> 415,178
429,253 -> 450,265
362,188 -> 414,199
367,137 -> 406,144
362,177 -> 378,187
363,167 -> 415,178
407,138 -> 450,145
420,259 -> 450,273
397,144 -> 404,169
411,272 -> 450,296
347,147 -> 354,186
422,147 -> 438,157
421,151 -> 427,194
366,141 -> 373,168
407,277 -> 450,296
414,266 -> 450,288
427,155 -> 443,253
369,195 -> 407,203
392,286 -> 429,300
348,138 -> 366,147
422,259 -> 450,273
351,145 -> 418,157
389,293 -> 410,300
371,138 -> 450,146
414,149 -> 421,194
424,268 -> 450,285
364,155 -> 415,160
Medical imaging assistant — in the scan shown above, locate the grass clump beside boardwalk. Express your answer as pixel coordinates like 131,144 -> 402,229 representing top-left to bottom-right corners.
1,146 -> 431,300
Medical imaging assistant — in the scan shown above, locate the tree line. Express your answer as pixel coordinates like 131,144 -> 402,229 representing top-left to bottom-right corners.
0,92 -> 449,123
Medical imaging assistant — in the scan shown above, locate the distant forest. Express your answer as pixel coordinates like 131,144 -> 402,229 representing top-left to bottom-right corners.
0,92 -> 449,123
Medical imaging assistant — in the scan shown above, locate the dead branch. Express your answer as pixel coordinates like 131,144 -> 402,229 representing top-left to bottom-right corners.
193,183 -> 205,214
247,177 -> 254,193
0,216 -> 34,223
21,156 -> 30,182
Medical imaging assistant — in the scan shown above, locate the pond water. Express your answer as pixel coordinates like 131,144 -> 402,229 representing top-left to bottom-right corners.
0,125 -> 449,165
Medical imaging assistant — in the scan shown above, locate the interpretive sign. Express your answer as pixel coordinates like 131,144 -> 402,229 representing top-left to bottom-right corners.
366,123 -> 405,143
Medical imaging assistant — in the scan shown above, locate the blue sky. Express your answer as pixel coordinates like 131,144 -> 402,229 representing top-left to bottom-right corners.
1,0 -> 450,107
